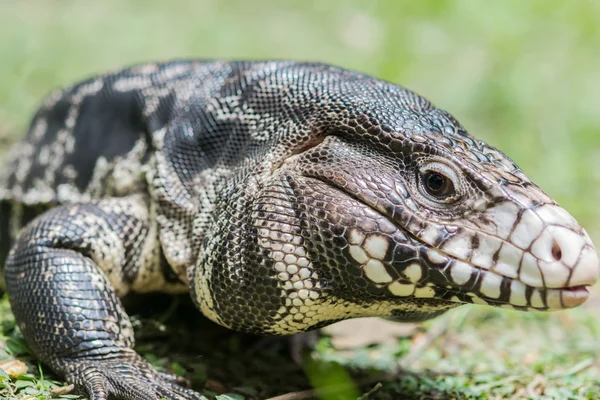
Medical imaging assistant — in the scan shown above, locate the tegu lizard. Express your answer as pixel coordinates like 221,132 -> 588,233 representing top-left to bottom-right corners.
0,60 -> 597,400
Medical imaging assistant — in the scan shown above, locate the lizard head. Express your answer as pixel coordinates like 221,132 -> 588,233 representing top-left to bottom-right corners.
191,62 -> 599,334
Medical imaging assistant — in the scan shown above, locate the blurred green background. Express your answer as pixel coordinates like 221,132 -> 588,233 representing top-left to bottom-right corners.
1,1 -> 600,398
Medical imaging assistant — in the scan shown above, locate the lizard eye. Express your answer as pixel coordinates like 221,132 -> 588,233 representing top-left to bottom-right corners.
418,161 -> 461,203
424,172 -> 454,198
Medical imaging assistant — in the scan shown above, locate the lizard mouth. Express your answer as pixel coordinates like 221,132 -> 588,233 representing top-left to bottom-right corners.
297,173 -> 593,311
404,235 -> 594,311
432,264 -> 591,310
561,286 -> 590,306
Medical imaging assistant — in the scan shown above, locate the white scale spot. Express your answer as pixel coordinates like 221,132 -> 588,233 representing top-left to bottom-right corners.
538,260 -> 570,288
363,259 -> 393,283
493,261 -> 519,279
420,225 -> 440,245
450,261 -> 472,285
510,209 -> 543,249
479,272 -> 502,299
488,202 -> 519,239
414,286 -> 436,298
284,254 -> 298,264
348,228 -> 366,245
497,243 -> 523,273
278,272 -> 290,281
349,245 -> 369,264
509,280 -> 527,306
504,187 -> 533,209
570,246 -> 600,286
473,198 -> 488,211
363,234 -> 389,260
388,282 -> 415,297
518,252 -> 542,286
536,204 -> 578,229
293,281 -> 304,290
530,229 -> 555,262
297,257 -> 310,267
298,268 -> 311,279
404,263 -> 422,283
295,247 -> 307,257
470,234 -> 502,270
530,290 -> 545,308
545,289 -> 562,309
426,249 -> 448,265
274,262 -> 286,272
282,244 -> 295,253
441,233 -> 472,261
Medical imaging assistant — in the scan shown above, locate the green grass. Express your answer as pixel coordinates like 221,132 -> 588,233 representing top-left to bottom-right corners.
1,0 -> 600,398
2,295 -> 600,399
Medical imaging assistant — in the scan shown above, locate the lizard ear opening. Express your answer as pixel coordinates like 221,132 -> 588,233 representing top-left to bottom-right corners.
293,134 -> 327,155
275,134 -> 327,171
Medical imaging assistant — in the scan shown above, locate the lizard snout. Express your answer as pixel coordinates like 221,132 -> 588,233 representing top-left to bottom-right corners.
515,206 -> 599,291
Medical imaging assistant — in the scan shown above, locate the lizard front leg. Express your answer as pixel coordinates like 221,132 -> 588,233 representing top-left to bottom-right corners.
4,196 -> 204,400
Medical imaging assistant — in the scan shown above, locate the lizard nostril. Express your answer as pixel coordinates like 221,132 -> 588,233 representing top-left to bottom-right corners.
551,239 -> 562,261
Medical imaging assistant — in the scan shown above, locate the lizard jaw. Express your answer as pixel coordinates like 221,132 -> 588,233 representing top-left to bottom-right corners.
432,255 -> 593,310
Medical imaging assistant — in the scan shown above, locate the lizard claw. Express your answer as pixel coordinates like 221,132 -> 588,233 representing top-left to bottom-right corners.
62,353 -> 207,400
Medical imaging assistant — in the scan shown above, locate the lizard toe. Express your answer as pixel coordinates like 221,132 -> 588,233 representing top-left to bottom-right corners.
62,353 -> 206,400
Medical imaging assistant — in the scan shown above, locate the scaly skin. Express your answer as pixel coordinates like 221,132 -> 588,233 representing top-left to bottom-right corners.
0,60 -> 598,399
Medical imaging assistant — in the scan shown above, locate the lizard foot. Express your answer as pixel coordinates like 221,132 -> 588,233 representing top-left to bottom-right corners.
61,352 -> 207,400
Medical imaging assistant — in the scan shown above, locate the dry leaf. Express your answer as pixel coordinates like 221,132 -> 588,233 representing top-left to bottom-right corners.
322,318 -> 418,349
0,359 -> 28,378
52,384 -> 75,396
523,351 -> 540,365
